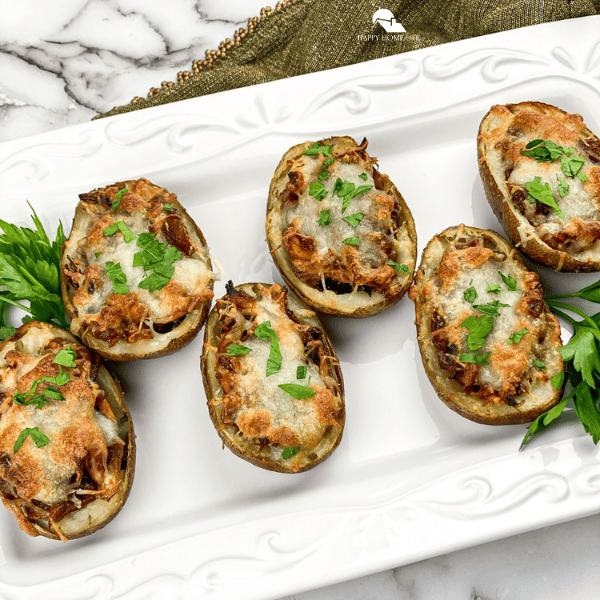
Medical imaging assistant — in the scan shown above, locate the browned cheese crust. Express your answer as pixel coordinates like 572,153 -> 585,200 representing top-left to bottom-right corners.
409,225 -> 564,425
478,101 -> 600,271
201,282 -> 345,473
266,136 -> 417,317
61,178 -> 215,361
0,322 -> 135,540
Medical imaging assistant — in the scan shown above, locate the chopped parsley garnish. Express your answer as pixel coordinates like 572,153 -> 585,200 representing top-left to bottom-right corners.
296,365 -> 307,379
53,345 -> 76,368
499,272 -> 518,291
525,177 -> 565,220
460,352 -> 491,365
508,328 -> 529,344
309,181 -> 328,201
557,175 -> 570,197
103,221 -> 136,243
282,446 -> 300,459
134,233 -> 182,292
460,314 -> 494,351
464,286 -> 478,304
303,142 -> 333,157
333,179 -> 372,212
359,172 -> 368,181
163,203 -> 173,211
561,155 -> 585,178
472,300 -> 510,316
254,321 -> 282,377
223,344 -> 252,356
14,427 -> 49,454
342,212 -> 364,228
111,187 -> 130,210
487,284 -> 502,295
278,383 -> 316,399
387,260 -> 410,274
318,210 -> 331,226
343,237 -> 360,246
521,139 -> 574,162
318,157 -> 335,180
105,261 -> 129,294
533,359 -> 547,371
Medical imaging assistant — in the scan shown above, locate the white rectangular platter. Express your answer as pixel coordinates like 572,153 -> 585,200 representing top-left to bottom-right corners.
1,16 -> 600,600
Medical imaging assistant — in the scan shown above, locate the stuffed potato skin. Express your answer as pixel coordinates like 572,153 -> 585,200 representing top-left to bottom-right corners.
266,137 -> 417,317
0,321 -> 135,540
201,282 -> 345,473
478,101 -> 600,272
61,178 -> 215,361
409,225 -> 564,425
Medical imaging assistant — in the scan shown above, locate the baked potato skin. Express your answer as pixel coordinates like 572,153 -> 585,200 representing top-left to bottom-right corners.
0,322 -> 135,540
478,101 -> 600,272
60,179 -> 214,361
201,282 -> 345,473
409,225 -> 564,425
266,136 -> 417,318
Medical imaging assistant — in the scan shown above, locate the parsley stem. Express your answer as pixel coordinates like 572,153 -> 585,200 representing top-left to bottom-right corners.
548,300 -> 600,330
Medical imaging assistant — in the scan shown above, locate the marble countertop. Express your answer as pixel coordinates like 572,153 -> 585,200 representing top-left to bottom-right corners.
1,2 -> 599,599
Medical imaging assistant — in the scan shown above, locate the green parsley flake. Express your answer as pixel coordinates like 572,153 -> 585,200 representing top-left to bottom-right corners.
105,261 -> 129,294
521,139 -> 573,162
303,143 -> 333,157
561,155 -> 585,178
103,221 -> 136,243
387,260 -> 410,274
309,181 -> 328,201
163,203 -> 173,211
223,344 -> 252,356
525,177 -> 565,220
278,383 -> 316,399
253,321 -> 282,377
318,210 -> 331,226
111,187 -> 130,210
487,283 -> 502,295
342,212 -> 364,228
343,237 -> 360,246
460,352 -> 491,365
53,345 -> 76,368
296,365 -> 307,379
557,175 -> 570,197
472,300 -> 510,316
359,172 -> 368,181
464,286 -> 478,304
14,427 -> 49,454
533,359 -> 547,371
499,272 -> 518,291
282,446 -> 300,459
460,314 -> 494,351
508,328 -> 529,344
134,233 -> 182,292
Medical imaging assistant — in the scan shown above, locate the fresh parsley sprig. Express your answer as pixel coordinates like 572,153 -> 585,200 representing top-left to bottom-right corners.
0,206 -> 68,340
521,297 -> 600,448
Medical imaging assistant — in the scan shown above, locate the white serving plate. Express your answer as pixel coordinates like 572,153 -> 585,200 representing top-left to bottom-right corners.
1,16 -> 600,600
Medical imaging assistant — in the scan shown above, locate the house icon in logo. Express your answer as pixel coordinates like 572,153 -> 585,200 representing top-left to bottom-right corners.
372,9 -> 406,33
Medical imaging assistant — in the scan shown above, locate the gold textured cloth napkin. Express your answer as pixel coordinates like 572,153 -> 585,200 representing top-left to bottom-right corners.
97,0 -> 600,119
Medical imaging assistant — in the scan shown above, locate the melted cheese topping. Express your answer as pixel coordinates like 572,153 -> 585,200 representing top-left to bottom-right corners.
479,103 -> 600,257
64,179 -> 215,341
217,287 -> 341,454
280,149 -> 414,296
0,325 -> 122,507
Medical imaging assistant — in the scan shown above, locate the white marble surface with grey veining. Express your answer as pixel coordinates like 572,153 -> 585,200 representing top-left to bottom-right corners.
1,2 -> 599,599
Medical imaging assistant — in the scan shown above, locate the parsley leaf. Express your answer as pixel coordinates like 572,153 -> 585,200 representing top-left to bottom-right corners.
14,427 -> 49,453
303,143 -> 333,157
342,212 -> 364,228
278,383 -> 316,399
223,344 -> 251,356
556,175 -> 570,197
460,352 -> 491,365
253,321 -> 282,376
561,155 -> 585,178
472,300 -> 509,316
53,345 -> 76,368
387,260 -> 410,274
318,210 -> 331,226
487,283 -> 502,295
309,181 -> 328,201
296,365 -> 307,379
508,328 -> 529,344
521,139 -> 574,162
525,176 -> 565,220
134,233 -> 182,292
111,187 -> 130,210
359,172 -> 368,181
460,314 -> 494,351
499,272 -> 518,291
343,237 -> 360,246
464,286 -> 478,304
103,221 -> 136,243
282,446 -> 300,459
105,261 -> 129,294
0,205 -> 68,337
